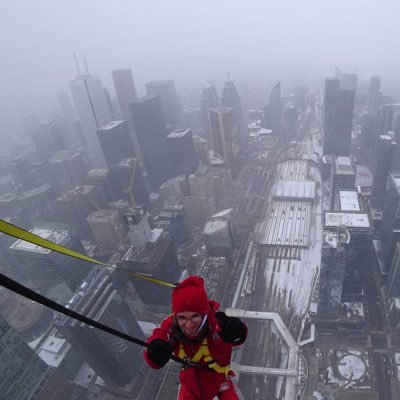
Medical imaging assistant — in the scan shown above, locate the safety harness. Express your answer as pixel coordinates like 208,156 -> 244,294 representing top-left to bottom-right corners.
178,338 -> 230,376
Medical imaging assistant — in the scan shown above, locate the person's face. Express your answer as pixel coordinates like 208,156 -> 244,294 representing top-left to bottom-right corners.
176,311 -> 203,337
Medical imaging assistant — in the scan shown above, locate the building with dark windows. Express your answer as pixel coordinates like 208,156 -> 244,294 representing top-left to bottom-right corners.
97,120 -> 135,167
386,243 -> 400,302
129,96 -> 170,191
323,77 -> 355,156
370,135 -> 396,209
367,75 -> 382,115
155,204 -> 189,247
377,104 -> 394,136
263,82 -> 282,138
0,315 -> 85,400
201,81 -> 219,145
145,80 -> 181,128
330,157 -> 356,210
166,129 -> 198,177
9,227 -> 91,298
54,269 -> 146,390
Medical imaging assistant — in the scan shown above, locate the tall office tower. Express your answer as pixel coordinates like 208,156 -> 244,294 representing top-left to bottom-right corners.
166,129 -> 198,177
145,80 -> 181,128
386,243 -> 400,301
281,104 -> 298,143
54,185 -> 107,239
294,85 -> 307,109
86,168 -> 114,202
103,87 -> 117,120
130,96 -> 170,191
87,209 -> 125,249
50,150 -> 87,195
57,91 -> 77,123
203,219 -> 234,258
0,315 -> 85,400
120,227 -> 181,309
69,74 -> 112,168
32,120 -> 69,160
370,135 -> 396,209
111,69 -> 141,161
361,113 -> 379,153
323,78 -> 355,156
221,75 -> 244,152
330,157 -> 356,210
9,227 -> 90,296
54,268 -> 146,389
155,204 -> 189,247
377,104 -> 394,135
263,82 -> 282,137
97,120 -> 135,166
109,158 -> 149,209
367,75 -> 382,115
209,107 -> 240,178
193,134 -> 210,165
341,73 -> 358,91
201,81 -> 219,144
380,173 -> 400,270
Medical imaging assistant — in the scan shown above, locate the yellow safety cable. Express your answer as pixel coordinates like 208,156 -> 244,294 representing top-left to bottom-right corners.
0,219 -> 176,289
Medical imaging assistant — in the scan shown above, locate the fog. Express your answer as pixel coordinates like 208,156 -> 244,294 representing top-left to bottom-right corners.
1,0 -> 399,138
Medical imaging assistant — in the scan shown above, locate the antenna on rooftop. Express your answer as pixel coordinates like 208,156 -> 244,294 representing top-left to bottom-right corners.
73,51 -> 81,75
83,56 -> 90,75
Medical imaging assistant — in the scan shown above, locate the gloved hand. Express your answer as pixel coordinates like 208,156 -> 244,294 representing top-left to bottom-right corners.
146,339 -> 172,367
215,311 -> 247,343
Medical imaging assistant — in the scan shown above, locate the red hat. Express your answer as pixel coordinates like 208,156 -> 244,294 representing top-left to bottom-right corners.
172,276 -> 209,314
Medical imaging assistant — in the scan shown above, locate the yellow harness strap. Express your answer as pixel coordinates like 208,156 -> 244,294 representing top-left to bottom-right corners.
178,338 -> 230,376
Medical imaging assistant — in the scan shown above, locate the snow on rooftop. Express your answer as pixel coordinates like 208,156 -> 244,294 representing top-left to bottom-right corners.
203,220 -> 227,235
325,212 -> 370,228
272,181 -> 316,201
98,120 -> 124,130
37,336 -> 69,367
338,190 -> 360,211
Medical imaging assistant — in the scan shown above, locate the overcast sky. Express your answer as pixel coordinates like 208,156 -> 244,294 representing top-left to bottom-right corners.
1,0 -> 399,137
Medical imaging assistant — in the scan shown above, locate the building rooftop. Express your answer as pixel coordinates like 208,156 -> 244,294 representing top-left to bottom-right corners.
325,212 -> 370,228
391,173 -> 400,194
98,120 -> 124,130
203,220 -> 227,235
50,150 -> 79,162
87,209 -> 119,222
277,160 -> 308,181
272,181 -> 316,201
10,228 -> 69,254
338,190 -> 360,212
37,334 -> 70,367
167,128 -> 191,138
212,208 -> 233,219
334,156 -> 355,175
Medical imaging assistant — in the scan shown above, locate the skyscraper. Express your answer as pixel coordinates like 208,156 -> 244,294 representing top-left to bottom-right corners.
201,81 -> 219,145
97,120 -> 135,167
69,74 -> 112,168
323,78 -> 355,156
54,268 -> 146,388
263,82 -> 282,137
129,96 -> 170,191
209,107 -> 240,178
145,80 -> 181,128
370,135 -> 396,209
367,75 -> 382,115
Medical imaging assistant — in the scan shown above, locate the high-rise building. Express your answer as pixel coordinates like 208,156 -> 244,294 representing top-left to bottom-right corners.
209,107 -> 240,178
54,269 -> 146,389
0,315 -> 85,400
166,129 -> 198,177
193,135 -> 210,165
201,81 -> 219,145
87,209 -> 125,249
50,150 -> 88,195
155,204 -> 189,247
86,168 -> 114,202
97,120 -> 135,167
111,69 -> 141,161
370,135 -> 396,209
69,74 -> 112,168
145,80 -> 181,128
377,104 -> 394,135
281,104 -> 298,143
341,73 -> 358,91
57,92 -> 76,124
330,157 -> 356,210
323,78 -> 355,156
367,76 -> 382,115
203,219 -> 234,258
263,82 -> 282,137
159,175 -> 186,203
9,227 -> 91,296
386,243 -> 400,301
129,96 -> 170,190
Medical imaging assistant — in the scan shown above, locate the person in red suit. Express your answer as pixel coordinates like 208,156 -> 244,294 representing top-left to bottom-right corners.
144,275 -> 247,399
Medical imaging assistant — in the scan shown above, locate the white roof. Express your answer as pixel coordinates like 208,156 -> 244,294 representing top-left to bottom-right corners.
339,190 -> 360,211
325,212 -> 370,228
272,181 -> 315,200
203,220 -> 227,235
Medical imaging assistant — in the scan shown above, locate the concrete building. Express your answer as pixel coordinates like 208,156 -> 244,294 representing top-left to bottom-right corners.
86,168 -> 114,203
201,81 -> 219,145
184,195 -> 216,226
155,204 -> 189,247
159,175 -> 186,203
87,209 -> 125,249
367,75 -> 382,115
69,74 -> 112,168
331,156 -> 356,209
203,219 -> 234,258
97,120 -> 135,167
386,243 -> 400,301
9,227 -> 91,297
323,78 -> 354,156
54,269 -> 146,390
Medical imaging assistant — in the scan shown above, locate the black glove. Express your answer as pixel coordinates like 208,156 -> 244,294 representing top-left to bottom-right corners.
215,311 -> 247,343
147,339 -> 172,367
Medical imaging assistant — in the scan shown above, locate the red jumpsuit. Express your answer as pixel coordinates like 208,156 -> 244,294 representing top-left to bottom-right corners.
144,300 -> 246,400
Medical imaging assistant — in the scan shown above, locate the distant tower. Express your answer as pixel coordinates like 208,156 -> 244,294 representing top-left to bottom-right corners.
367,76 -> 382,115
145,80 -> 181,129
111,69 -> 142,161
370,135 -> 396,209
323,77 -> 354,156
129,96 -> 170,191
69,74 -> 112,168
341,73 -> 358,91
263,82 -> 282,137
201,81 -> 219,145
